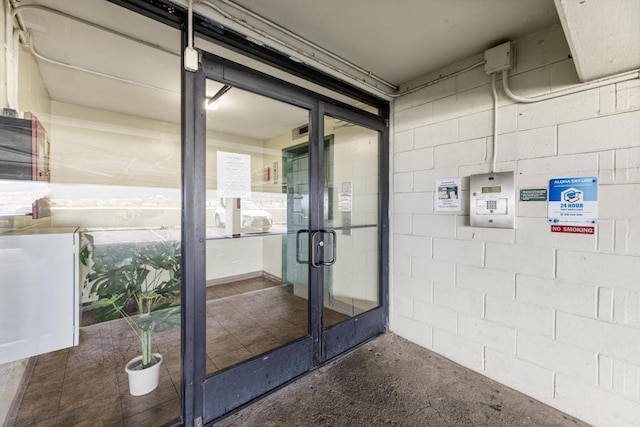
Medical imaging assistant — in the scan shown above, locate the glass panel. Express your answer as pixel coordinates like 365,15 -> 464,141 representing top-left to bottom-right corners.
322,116 -> 380,327
1,3 -> 182,426
196,35 -> 379,115
205,82 -> 310,375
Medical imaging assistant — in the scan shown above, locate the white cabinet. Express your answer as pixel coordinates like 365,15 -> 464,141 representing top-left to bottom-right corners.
0,228 -> 80,364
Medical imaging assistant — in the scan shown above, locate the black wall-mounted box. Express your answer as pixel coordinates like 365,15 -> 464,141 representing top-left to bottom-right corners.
0,114 -> 49,181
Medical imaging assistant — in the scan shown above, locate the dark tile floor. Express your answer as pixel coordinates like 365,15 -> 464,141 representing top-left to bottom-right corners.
10,278 -> 347,427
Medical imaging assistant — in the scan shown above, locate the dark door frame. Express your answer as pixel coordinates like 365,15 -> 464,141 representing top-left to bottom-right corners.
109,2 -> 389,424
185,51 -> 389,424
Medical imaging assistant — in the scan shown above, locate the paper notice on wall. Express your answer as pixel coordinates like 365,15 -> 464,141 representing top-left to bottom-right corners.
434,177 -> 461,212
217,151 -> 251,198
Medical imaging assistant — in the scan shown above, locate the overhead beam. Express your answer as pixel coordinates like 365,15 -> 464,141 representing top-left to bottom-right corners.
554,0 -> 640,82
170,0 -> 396,99
108,0 -> 389,107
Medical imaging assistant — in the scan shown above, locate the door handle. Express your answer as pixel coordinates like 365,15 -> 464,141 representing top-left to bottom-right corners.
310,230 -> 322,268
310,229 -> 337,268
296,229 -> 309,264
321,229 -> 337,266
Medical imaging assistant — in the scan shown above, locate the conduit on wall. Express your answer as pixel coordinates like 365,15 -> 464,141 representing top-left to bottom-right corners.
490,73 -> 498,173
22,40 -> 179,96
491,63 -> 638,168
4,0 -> 16,109
4,0 -> 33,109
501,68 -> 640,104
11,4 -> 179,56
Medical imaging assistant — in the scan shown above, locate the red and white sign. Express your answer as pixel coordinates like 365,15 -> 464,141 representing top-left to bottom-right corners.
550,225 -> 595,234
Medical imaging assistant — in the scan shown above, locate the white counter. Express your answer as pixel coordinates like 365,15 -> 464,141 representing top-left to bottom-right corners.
0,228 -> 80,364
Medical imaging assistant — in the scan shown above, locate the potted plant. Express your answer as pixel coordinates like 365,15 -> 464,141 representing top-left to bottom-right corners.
81,236 -> 181,396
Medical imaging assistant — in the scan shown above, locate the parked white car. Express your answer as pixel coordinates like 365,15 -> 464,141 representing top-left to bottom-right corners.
214,200 -> 273,232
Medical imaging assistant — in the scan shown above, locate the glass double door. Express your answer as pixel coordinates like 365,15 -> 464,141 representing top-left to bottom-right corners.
184,52 -> 387,423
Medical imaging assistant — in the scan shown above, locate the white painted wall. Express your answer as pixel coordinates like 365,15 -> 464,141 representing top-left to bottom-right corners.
49,101 -> 180,188
45,101 -> 182,230
18,45 -> 51,131
206,236 -> 264,281
391,23 -> 640,427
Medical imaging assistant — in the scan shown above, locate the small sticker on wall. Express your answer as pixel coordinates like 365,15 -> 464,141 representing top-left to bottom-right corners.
435,178 -> 461,212
520,188 -> 547,202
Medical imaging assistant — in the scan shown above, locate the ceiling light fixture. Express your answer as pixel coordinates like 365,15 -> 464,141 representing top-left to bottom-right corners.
206,84 -> 231,110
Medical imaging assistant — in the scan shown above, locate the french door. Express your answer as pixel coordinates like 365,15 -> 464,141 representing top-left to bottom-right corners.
182,51 -> 388,424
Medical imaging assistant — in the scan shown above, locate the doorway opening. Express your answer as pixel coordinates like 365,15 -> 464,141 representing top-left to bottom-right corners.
184,53 -> 389,423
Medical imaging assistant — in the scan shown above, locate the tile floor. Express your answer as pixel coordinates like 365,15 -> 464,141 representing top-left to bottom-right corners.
10,278 -> 347,426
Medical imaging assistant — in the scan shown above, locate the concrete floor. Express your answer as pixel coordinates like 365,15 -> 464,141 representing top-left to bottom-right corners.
216,333 -> 590,427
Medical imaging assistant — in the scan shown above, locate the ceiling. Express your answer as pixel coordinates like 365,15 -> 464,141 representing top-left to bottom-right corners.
228,0 -> 560,86
16,0 -> 182,124
14,0 -> 637,141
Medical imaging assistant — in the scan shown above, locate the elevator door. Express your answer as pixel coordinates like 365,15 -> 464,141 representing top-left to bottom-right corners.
185,52 -> 387,423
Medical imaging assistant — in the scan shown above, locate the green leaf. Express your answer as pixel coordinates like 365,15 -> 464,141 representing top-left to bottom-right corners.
81,236 -> 182,358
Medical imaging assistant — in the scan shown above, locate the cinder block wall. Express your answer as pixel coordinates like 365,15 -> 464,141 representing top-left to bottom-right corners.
390,24 -> 640,427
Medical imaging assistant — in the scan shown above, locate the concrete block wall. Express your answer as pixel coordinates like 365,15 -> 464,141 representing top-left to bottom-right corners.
390,24 -> 640,427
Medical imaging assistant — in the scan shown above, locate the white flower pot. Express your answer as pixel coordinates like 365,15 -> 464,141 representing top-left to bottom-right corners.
125,353 -> 163,396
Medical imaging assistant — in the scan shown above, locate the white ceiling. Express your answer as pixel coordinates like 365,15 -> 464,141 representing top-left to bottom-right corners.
22,0 -> 639,142
205,81 -> 308,140
18,0 -> 182,123
229,0 -> 560,86
17,0 -> 320,140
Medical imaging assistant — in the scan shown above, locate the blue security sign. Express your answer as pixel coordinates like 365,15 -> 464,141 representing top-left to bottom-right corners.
548,176 -> 598,227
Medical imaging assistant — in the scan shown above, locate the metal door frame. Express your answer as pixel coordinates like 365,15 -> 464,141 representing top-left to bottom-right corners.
181,24 -> 389,427
19,1 -> 392,426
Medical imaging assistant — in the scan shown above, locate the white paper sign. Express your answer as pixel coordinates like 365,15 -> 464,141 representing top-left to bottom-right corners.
339,181 -> 353,212
217,151 -> 251,198
435,177 -> 461,212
